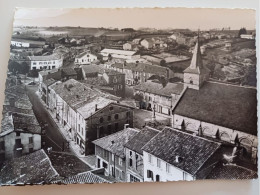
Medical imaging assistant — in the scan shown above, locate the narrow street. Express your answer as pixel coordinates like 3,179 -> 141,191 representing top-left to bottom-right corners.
26,85 -> 71,153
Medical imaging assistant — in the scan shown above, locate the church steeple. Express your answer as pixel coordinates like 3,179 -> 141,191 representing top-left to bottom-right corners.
183,31 -> 210,90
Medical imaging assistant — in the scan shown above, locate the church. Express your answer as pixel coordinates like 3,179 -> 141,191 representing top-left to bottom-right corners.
171,35 -> 258,164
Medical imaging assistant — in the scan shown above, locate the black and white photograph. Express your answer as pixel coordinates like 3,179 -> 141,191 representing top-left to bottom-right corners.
0,7 -> 257,185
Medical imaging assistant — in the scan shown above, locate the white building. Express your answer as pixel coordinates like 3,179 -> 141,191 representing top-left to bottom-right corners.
11,38 -> 45,48
142,127 -> 221,182
28,54 -> 63,70
240,34 -> 255,39
100,48 -> 140,60
140,39 -> 154,49
74,51 -> 98,65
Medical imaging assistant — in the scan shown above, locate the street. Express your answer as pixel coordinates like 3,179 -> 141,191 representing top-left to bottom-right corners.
26,85 -> 71,153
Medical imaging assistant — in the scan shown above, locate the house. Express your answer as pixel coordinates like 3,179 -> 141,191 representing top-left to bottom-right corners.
0,112 -> 41,161
133,80 -> 184,116
124,126 -> 160,182
240,34 -> 255,39
61,68 -> 78,81
110,62 -> 174,86
53,46 -> 71,64
48,79 -> 134,155
172,35 -> 258,164
28,54 -> 63,70
100,49 -> 140,60
11,38 -> 45,48
0,149 -> 59,185
92,127 -> 139,182
142,127 -> 221,182
40,78 -> 58,105
140,39 -> 154,49
74,51 -> 98,65
55,170 -> 112,184
81,65 -> 104,78
123,42 -> 139,51
38,68 -> 62,91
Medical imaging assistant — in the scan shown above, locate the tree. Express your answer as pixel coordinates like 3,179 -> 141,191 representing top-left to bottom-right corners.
160,59 -> 167,67
238,27 -> 247,36
8,60 -> 20,74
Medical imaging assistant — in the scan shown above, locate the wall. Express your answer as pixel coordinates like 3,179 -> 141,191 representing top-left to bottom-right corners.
143,151 -> 194,182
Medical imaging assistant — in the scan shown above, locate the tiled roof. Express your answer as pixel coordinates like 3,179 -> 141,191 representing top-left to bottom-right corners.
76,96 -> 115,119
82,64 -> 104,74
0,149 -> 59,185
57,171 -> 111,184
39,68 -> 60,77
111,62 -> 171,76
101,48 -> 137,56
62,68 -> 77,76
92,128 -> 139,158
28,54 -> 61,61
206,163 -> 258,179
174,81 -> 257,135
124,126 -> 160,154
134,81 -> 184,97
12,113 -> 41,134
42,78 -> 57,87
104,69 -> 124,76
142,127 -> 221,175
48,151 -> 91,178
2,105 -> 33,115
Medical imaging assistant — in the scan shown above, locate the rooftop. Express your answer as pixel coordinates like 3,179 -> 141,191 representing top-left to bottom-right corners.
82,64 -> 105,75
174,81 -> 257,135
56,171 -> 111,184
62,68 -> 77,76
76,51 -> 95,59
48,151 -> 91,178
28,53 -> 61,61
206,163 -> 258,179
142,127 -> 221,176
101,48 -> 137,56
42,78 -> 57,87
0,149 -> 58,185
11,38 -> 46,45
111,62 -> 170,76
92,128 -> 139,158
134,81 -> 184,97
124,126 -> 160,154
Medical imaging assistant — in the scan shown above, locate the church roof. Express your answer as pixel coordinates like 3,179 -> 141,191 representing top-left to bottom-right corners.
183,35 -> 210,74
174,81 -> 257,135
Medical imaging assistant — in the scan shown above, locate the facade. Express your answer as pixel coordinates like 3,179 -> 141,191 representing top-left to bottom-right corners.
142,127 -> 221,182
74,51 -> 98,65
140,39 -> 154,49
133,81 -> 184,116
110,62 -> 174,86
124,126 -> 160,182
11,38 -> 45,48
172,35 -> 258,164
28,54 -> 63,70
100,48 -> 140,60
92,127 -> 139,182
240,34 -> 255,39
0,113 -> 41,161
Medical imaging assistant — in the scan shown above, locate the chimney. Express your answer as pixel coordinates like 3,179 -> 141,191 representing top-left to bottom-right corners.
124,124 -> 129,130
175,156 -> 182,163
198,125 -> 202,136
95,104 -> 98,111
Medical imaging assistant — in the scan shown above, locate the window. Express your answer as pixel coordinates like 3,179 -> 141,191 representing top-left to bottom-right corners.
112,153 -> 115,162
16,132 -> 20,137
52,66 -> 55,69
29,147 -> 33,153
115,123 -> 119,131
44,62 -> 47,65
129,151 -> 132,157
29,137 -> 33,144
107,125 -> 112,133
102,162 -> 108,169
107,115 -> 111,121
97,158 -> 101,168
126,111 -> 130,118
53,61 -> 55,64
129,159 -> 133,167
157,159 -> 161,168
104,150 -> 109,158
99,117 -> 104,123
119,158 -> 123,166
166,163 -> 170,173
39,62 -> 42,65
147,170 -> 153,179
0,141 -> 5,151
33,62 -> 37,65
109,106 -> 114,111
114,114 -> 119,120
78,124 -> 80,132
148,154 -> 152,164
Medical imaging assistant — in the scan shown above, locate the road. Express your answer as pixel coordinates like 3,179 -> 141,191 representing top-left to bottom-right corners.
26,85 -> 71,153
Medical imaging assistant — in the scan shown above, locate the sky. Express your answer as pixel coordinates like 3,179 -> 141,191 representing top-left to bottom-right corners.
13,8 -> 256,30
